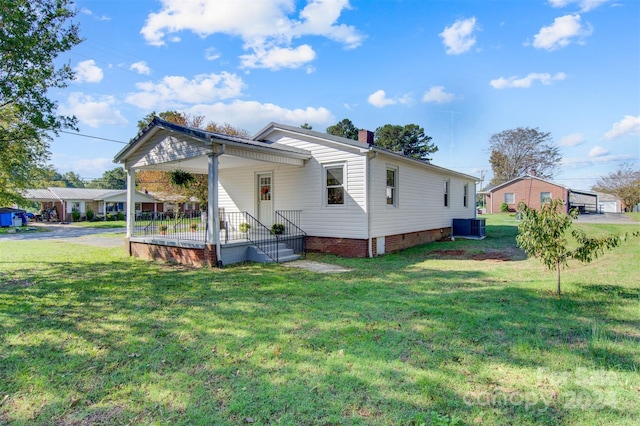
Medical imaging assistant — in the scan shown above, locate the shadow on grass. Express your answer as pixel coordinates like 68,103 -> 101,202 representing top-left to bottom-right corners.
1,245 -> 638,424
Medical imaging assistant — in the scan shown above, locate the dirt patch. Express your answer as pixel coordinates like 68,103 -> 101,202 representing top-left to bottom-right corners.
469,251 -> 514,262
428,249 -> 517,262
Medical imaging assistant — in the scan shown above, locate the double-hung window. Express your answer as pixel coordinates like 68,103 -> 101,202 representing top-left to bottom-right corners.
540,192 -> 552,204
463,183 -> 469,207
444,179 -> 450,207
504,193 -> 515,204
325,165 -> 345,205
386,167 -> 398,207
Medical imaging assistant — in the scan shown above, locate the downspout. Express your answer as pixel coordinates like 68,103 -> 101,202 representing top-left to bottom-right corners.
367,149 -> 378,258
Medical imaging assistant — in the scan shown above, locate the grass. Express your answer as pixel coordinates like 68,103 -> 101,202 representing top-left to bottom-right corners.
0,215 -> 639,425
625,212 -> 640,222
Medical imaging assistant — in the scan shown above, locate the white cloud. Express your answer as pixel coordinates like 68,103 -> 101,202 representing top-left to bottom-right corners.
60,93 -> 127,128
422,86 -> 456,103
240,44 -> 316,70
74,60 -> 104,83
140,0 -> 364,70
604,115 -> 640,140
490,72 -> 567,89
547,0 -> 610,12
559,133 -> 585,147
186,100 -> 334,133
125,72 -> 245,110
367,90 -> 412,108
80,7 -> 110,21
51,153 -> 115,178
130,61 -> 151,75
589,145 -> 610,157
440,17 -> 478,55
562,153 -> 631,167
532,14 -> 592,51
205,47 -> 221,61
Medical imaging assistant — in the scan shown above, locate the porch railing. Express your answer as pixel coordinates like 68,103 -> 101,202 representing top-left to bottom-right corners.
132,209 -> 306,262
134,211 -> 206,241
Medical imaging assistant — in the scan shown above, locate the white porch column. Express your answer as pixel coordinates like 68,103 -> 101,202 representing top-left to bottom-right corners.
207,153 -> 221,264
126,168 -> 136,238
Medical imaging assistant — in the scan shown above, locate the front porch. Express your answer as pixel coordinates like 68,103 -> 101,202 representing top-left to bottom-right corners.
128,209 -> 306,265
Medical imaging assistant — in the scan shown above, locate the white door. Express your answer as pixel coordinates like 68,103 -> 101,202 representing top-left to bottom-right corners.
257,173 -> 273,227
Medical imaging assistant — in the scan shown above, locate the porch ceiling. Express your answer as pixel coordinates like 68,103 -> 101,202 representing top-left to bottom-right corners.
136,154 -> 280,173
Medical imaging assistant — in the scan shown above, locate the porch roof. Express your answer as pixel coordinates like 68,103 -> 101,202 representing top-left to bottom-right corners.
114,118 -> 312,172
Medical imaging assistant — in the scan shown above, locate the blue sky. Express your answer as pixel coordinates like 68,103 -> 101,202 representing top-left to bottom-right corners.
51,0 -> 639,190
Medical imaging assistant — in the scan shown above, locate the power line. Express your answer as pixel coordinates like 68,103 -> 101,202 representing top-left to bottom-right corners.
58,130 -> 129,145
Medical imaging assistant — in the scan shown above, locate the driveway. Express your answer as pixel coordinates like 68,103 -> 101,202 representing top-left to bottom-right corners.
0,223 -> 126,248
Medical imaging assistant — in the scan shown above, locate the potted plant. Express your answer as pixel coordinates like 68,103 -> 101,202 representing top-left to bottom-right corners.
159,224 -> 168,235
238,222 -> 251,233
169,169 -> 195,187
190,223 -> 198,232
271,223 -> 285,235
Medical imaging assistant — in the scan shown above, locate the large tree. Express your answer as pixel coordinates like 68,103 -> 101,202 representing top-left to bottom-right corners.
0,0 -> 82,205
87,167 -> 127,189
374,124 -> 438,162
593,163 -> 640,212
488,127 -> 561,186
326,118 -> 359,140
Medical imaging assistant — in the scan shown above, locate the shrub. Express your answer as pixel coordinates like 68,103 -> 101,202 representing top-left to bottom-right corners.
500,202 -> 510,213
71,209 -> 81,222
271,223 -> 285,235
117,212 -> 125,221
86,208 -> 94,221
238,222 -> 251,232
106,213 -> 114,221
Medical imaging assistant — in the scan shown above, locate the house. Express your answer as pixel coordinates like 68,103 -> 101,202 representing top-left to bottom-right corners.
22,187 -> 161,222
114,118 -> 479,267
480,173 -> 597,214
594,192 -> 622,213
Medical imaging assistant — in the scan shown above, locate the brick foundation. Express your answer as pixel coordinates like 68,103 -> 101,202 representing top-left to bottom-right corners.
127,239 -> 218,267
305,227 -> 450,258
305,236 -> 369,258
384,227 -> 450,253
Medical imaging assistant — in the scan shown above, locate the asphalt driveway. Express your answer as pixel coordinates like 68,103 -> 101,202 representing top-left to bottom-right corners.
0,223 -> 126,248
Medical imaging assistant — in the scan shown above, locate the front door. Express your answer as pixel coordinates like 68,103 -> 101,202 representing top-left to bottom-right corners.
257,173 -> 273,227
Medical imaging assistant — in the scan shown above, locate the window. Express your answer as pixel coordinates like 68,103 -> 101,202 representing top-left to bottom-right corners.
259,176 -> 271,201
504,193 -> 515,204
540,192 -> 552,204
386,167 -> 397,206
325,165 -> 344,205
463,183 -> 469,207
444,179 -> 450,207
71,201 -> 81,212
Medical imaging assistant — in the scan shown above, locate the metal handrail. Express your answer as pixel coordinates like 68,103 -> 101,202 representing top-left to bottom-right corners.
243,212 -> 279,262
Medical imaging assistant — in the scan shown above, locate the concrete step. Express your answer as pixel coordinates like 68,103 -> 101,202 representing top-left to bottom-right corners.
247,244 -> 301,263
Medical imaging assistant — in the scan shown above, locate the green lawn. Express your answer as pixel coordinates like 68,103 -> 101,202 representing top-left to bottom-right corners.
68,220 -> 127,229
1,215 -> 639,425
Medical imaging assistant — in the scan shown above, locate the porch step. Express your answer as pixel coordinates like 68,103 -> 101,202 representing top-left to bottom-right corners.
247,242 -> 301,263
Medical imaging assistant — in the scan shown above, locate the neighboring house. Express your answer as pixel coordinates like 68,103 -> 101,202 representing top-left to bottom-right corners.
22,187 -> 161,222
114,118 -> 478,267
480,173 -> 597,214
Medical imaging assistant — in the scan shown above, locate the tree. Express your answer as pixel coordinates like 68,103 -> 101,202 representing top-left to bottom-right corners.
0,0 -> 82,205
87,167 -> 127,189
374,124 -> 438,162
488,127 -> 561,186
593,163 -> 640,212
326,118 -> 359,140
516,199 -> 632,296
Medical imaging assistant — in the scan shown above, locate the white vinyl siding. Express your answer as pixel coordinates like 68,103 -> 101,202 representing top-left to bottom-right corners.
369,156 -> 475,237
228,134 -> 367,239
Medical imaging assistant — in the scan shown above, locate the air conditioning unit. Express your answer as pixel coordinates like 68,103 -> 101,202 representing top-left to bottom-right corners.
452,218 -> 486,239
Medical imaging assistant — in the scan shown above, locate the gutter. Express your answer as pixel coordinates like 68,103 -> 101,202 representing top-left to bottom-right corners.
367,149 -> 378,258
